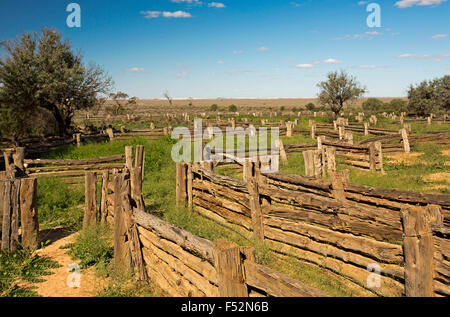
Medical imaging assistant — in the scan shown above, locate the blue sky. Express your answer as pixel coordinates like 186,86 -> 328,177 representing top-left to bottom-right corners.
0,0 -> 449,98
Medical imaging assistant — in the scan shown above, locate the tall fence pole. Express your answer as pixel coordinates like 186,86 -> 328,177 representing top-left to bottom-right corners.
401,206 -> 435,297
20,178 -> 39,250
176,162 -> 188,207
244,159 -> 264,242
83,172 -> 98,229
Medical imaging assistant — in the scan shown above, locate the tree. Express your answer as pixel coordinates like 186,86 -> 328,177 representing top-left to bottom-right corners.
317,71 -> 366,116
107,91 -> 129,115
163,91 -> 173,107
0,28 -> 113,137
388,99 -> 408,114
305,102 -> 315,111
407,75 -> 450,116
210,104 -> 218,112
362,98 -> 385,113
228,104 -> 237,112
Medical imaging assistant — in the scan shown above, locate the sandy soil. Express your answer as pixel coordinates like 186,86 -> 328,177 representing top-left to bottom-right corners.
29,232 -> 105,297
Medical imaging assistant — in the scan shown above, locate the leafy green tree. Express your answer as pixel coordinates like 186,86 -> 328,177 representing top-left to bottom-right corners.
387,99 -> 408,113
0,28 -> 113,137
362,98 -> 385,113
210,104 -> 218,112
228,104 -> 237,112
317,71 -> 366,116
407,75 -> 450,115
305,103 -> 315,111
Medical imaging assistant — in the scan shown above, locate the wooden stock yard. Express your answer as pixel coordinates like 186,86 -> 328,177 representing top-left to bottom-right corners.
174,160 -> 450,297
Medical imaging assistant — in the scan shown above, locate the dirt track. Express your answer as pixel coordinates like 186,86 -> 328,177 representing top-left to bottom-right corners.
30,233 -> 105,297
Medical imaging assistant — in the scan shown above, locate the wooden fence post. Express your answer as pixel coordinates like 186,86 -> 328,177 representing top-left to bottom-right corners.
399,128 -> 410,154
325,147 -> 336,174
1,179 -> 20,251
303,150 -> 314,177
83,172 -> 98,229
244,159 -> 264,242
187,163 -> 193,207
135,145 -> 145,180
106,128 -> 114,140
20,178 -> 39,250
75,134 -> 81,147
374,141 -> 384,173
345,131 -> 353,145
286,122 -> 293,137
338,126 -> 345,141
368,143 -> 376,172
176,162 -> 188,207
330,170 -> 347,202
3,151 -> 13,172
100,170 -> 109,224
130,167 -> 144,210
311,123 -> 316,139
125,146 -> 133,170
401,206 -> 435,297
13,147 -> 25,172
213,239 -> 249,297
313,150 -> 322,178
278,139 -> 287,163
364,122 -> 369,136
114,172 -> 131,270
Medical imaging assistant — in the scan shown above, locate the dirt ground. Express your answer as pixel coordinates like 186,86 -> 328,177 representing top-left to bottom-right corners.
26,232 -> 106,297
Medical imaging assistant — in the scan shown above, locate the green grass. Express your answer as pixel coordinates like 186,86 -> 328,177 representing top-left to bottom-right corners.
38,178 -> 85,231
62,224 -> 114,270
0,248 -> 60,297
35,123 -> 449,297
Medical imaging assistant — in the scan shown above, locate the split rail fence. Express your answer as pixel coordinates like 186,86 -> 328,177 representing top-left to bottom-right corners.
176,160 -> 450,297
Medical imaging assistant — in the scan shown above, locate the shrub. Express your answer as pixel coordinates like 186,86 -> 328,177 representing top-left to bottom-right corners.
209,104 -> 218,112
65,224 -> 113,270
362,98 -> 385,113
228,104 -> 237,112
305,103 -> 315,111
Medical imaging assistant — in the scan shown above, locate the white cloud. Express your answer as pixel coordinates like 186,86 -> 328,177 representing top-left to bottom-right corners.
127,67 -> 145,73
140,11 -> 161,19
365,31 -> 381,35
256,46 -> 269,51
295,58 -> 343,69
395,0 -> 447,8
217,60 -> 225,64
295,64 -> 314,69
171,0 -> 202,4
358,1 -> 369,5
233,50 -> 244,54
208,2 -> 226,8
163,11 -> 192,18
173,71 -> 189,78
396,53 -> 450,61
323,58 -> 343,64
431,34 -> 448,39
141,10 -> 192,18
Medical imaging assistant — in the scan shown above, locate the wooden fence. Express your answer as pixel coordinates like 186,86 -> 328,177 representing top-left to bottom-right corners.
109,167 -> 327,297
177,161 -> 450,297
0,145 -> 144,251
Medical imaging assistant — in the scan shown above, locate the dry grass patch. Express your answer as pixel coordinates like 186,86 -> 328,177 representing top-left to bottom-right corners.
422,172 -> 450,183
386,152 -> 426,165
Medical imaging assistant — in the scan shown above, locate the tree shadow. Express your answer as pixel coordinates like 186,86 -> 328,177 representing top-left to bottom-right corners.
39,227 -> 72,246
